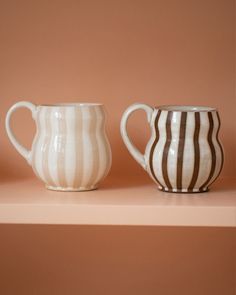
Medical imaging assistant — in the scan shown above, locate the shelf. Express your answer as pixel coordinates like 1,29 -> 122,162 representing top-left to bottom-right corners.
0,177 -> 235,227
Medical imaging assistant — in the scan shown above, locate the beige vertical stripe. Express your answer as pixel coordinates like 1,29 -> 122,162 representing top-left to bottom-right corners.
43,108 -> 56,187
98,107 -> 111,181
86,108 -> 100,188
102,136 -> 112,179
57,108 -> 67,188
31,109 -> 40,175
73,107 -> 84,188
93,107 -> 105,184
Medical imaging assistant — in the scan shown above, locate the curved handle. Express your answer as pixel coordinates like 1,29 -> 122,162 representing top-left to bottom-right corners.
5,101 -> 37,165
120,103 -> 154,170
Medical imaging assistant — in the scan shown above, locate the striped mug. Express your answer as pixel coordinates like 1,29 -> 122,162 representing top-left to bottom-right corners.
121,104 -> 224,193
6,101 -> 112,191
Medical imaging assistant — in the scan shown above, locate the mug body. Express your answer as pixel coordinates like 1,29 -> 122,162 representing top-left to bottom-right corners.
31,103 -> 112,191
146,106 -> 224,193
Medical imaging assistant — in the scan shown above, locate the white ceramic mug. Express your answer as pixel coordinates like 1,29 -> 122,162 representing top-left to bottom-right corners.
121,103 -> 224,193
6,102 -> 112,191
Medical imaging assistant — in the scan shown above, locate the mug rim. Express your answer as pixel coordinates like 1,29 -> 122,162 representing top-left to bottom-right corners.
39,103 -> 103,107
155,105 -> 217,112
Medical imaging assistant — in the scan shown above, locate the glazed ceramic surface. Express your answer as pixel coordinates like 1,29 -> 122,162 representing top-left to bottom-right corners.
121,104 -> 224,193
6,101 -> 112,191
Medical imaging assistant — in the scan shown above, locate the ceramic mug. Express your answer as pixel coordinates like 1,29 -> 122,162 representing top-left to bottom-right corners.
6,102 -> 112,191
121,104 -> 224,193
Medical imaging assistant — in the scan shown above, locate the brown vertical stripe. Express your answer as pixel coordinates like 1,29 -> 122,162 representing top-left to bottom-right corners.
199,112 -> 216,191
162,111 -> 173,190
215,112 -> 224,177
73,108 -> 83,188
149,110 -> 163,187
86,108 -> 100,188
57,108 -> 67,188
43,108 -> 56,186
207,111 -> 224,187
176,112 -> 187,190
188,112 -> 200,191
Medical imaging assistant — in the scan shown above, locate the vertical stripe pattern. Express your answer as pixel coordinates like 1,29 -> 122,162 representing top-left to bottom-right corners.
199,112 -> 216,191
148,109 -> 224,193
214,112 -> 224,180
31,105 -> 112,191
73,107 -> 84,189
176,112 -> 187,190
43,108 -> 56,187
188,112 -> 200,191
162,111 -> 173,190
85,107 -> 100,188
57,108 -> 67,188
149,110 -> 163,188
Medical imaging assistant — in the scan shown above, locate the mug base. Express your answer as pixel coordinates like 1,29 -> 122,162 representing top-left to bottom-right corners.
158,186 -> 209,193
46,185 -> 98,192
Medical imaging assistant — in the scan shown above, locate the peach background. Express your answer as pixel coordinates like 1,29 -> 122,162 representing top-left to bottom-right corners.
0,225 -> 235,295
0,0 -> 235,294
0,0 -> 235,180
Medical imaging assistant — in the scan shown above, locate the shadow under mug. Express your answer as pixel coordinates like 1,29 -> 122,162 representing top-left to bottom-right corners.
120,103 -> 224,193
6,101 -> 112,191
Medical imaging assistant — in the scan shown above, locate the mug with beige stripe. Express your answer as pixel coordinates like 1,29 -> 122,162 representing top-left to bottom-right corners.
6,101 -> 112,191
121,103 -> 224,193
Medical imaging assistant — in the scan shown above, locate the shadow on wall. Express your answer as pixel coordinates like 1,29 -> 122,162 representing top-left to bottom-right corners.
0,158 -> 33,183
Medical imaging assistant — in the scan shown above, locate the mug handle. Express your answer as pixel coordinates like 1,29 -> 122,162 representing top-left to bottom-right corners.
5,101 -> 37,165
120,103 -> 154,170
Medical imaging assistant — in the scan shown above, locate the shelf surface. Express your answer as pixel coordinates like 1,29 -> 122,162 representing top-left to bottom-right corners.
0,177 -> 235,227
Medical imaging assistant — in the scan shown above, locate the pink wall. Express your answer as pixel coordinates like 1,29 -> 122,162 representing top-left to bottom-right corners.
0,1 -> 235,294
0,0 -> 235,180
0,225 -> 235,295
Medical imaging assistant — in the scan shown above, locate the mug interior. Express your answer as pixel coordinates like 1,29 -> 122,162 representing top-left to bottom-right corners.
156,105 -> 216,112
40,103 -> 103,107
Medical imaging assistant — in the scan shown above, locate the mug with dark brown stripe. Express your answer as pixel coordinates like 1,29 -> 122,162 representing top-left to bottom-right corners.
121,104 -> 224,193
6,101 -> 112,191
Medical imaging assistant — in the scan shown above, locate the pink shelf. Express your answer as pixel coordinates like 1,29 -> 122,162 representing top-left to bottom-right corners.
0,178 -> 235,227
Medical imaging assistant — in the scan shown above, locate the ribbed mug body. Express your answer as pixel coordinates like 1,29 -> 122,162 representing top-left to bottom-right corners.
147,106 -> 224,192
31,104 -> 112,191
